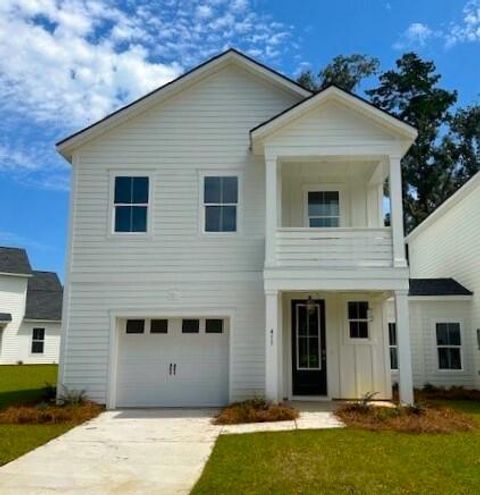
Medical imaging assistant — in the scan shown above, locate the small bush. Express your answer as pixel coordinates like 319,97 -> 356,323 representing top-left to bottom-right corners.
57,387 -> 87,406
41,383 -> 57,403
336,402 -> 476,433
214,398 -> 299,425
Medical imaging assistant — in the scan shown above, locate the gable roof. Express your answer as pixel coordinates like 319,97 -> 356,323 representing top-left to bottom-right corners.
250,84 -> 418,152
409,278 -> 473,297
24,271 -> 63,321
406,170 -> 480,242
56,48 -> 312,161
0,247 -> 32,276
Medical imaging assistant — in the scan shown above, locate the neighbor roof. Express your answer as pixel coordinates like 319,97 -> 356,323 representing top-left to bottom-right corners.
409,278 -> 473,297
406,170 -> 480,242
250,85 -> 418,151
0,247 -> 32,276
0,313 -> 12,323
24,271 -> 63,321
56,48 -> 312,161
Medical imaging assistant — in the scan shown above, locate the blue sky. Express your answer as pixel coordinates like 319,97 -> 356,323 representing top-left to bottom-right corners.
1,0 -> 479,280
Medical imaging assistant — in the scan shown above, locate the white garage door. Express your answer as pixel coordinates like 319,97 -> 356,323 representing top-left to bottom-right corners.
116,317 -> 229,407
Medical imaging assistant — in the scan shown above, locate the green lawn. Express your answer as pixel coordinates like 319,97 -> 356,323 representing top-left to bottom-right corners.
0,364 -> 63,466
193,401 -> 480,495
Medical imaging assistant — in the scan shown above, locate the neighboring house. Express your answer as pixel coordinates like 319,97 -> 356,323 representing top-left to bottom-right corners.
56,48 -> 419,408
0,247 -> 63,364
387,172 -> 480,390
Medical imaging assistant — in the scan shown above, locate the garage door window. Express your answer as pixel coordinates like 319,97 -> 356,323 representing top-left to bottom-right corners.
182,319 -> 200,333
150,319 -> 168,334
126,319 -> 145,334
206,319 -> 223,334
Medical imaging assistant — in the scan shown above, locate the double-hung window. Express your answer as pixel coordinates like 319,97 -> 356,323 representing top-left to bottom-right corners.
436,322 -> 462,370
31,328 -> 45,354
388,322 -> 398,370
114,176 -> 149,233
203,176 -> 238,232
348,301 -> 369,339
307,191 -> 340,227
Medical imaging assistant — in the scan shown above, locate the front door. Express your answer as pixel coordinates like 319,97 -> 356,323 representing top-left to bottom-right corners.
291,299 -> 327,395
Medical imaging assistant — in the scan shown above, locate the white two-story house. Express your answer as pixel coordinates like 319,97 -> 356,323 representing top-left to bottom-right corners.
0,247 -> 63,364
56,49 -> 418,408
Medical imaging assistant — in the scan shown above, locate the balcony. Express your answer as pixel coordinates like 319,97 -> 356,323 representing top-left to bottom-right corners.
275,227 -> 393,269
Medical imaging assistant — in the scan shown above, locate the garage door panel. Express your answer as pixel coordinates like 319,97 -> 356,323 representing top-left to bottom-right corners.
116,317 -> 229,407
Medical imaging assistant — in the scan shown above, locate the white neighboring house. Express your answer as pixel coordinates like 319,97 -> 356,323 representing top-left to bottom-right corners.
57,48 -> 419,408
0,247 -> 63,364
387,172 -> 480,390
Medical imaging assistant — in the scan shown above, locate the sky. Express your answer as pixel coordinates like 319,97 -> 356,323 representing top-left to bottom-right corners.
0,0 -> 479,280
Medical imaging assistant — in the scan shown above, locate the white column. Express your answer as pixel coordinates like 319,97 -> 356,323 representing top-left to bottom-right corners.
265,290 -> 281,402
265,156 -> 278,267
388,155 -> 407,267
395,290 -> 414,404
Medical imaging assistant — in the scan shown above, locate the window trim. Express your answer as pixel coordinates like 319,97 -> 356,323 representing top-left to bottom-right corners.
433,320 -> 464,372
108,170 -> 154,237
346,300 -> 371,342
31,327 -> 45,354
199,171 -> 242,235
388,321 -> 398,371
303,184 -> 345,228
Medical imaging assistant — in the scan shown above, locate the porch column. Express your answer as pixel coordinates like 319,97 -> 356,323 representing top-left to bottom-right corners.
265,290 -> 282,402
388,155 -> 407,267
394,290 -> 414,404
265,155 -> 278,267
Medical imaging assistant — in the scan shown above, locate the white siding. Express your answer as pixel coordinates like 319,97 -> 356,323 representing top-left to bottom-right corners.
408,183 -> 480,387
387,299 -> 475,388
63,64 -> 301,403
0,275 -> 27,364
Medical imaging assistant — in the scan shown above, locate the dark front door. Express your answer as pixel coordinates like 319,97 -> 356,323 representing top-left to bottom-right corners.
291,299 -> 327,395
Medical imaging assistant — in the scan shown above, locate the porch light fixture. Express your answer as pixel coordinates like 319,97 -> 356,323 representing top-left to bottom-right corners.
306,296 -> 316,315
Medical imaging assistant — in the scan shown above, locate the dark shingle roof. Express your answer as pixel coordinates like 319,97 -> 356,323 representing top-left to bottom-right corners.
0,313 -> 12,322
24,271 -> 63,321
0,247 -> 32,276
409,278 -> 473,297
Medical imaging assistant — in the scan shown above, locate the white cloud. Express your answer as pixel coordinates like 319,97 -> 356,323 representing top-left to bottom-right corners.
394,1 -> 480,50
393,22 -> 435,50
0,0 -> 297,189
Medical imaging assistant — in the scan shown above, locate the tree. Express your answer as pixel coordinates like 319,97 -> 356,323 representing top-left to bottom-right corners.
366,53 -> 459,230
297,54 -> 379,92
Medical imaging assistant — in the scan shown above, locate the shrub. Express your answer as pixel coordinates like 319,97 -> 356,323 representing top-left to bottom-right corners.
41,383 -> 57,403
57,387 -> 87,406
214,398 -> 299,425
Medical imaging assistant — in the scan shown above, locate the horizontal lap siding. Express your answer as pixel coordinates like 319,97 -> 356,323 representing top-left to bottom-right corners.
408,187 -> 480,388
64,65 -> 301,402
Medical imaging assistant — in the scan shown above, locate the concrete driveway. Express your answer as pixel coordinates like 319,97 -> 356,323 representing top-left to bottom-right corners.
0,409 -> 220,495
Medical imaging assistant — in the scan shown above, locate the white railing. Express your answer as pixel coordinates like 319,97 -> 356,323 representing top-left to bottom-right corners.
275,227 -> 393,268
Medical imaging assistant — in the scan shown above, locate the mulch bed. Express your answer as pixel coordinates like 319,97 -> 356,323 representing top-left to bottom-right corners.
214,398 -> 299,425
336,402 -> 476,433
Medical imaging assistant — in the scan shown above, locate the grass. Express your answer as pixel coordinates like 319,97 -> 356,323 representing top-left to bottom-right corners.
193,400 -> 480,495
214,398 -> 299,425
0,364 -> 58,409
0,364 -> 101,466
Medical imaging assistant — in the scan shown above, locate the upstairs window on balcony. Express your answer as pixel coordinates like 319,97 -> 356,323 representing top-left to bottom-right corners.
307,191 -> 340,227
203,176 -> 238,232
114,176 -> 149,233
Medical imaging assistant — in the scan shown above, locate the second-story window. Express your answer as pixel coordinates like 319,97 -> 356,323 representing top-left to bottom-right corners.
203,176 -> 238,232
114,176 -> 149,233
307,191 -> 340,227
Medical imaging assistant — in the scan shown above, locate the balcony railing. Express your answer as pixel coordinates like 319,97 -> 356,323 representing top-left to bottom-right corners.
275,227 -> 393,268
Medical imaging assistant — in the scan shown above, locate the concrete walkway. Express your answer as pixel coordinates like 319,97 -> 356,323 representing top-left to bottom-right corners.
0,404 -> 342,495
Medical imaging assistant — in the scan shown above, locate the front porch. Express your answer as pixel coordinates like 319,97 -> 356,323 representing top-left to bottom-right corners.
265,290 -> 414,404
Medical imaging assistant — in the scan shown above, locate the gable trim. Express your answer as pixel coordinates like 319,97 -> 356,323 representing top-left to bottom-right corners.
250,85 -> 418,145
56,48 -> 311,161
